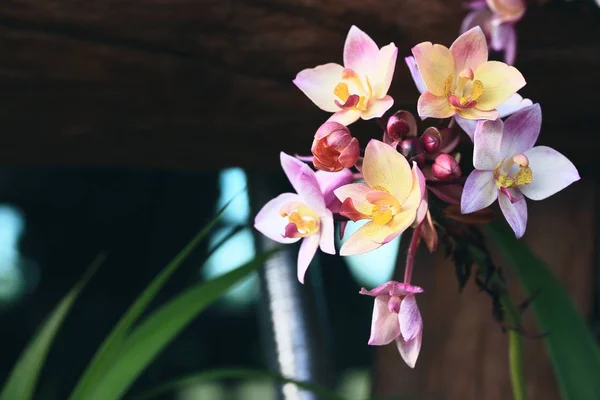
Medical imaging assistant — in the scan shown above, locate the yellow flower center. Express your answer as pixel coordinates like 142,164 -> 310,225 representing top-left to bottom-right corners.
494,154 -> 533,189
280,202 -> 320,237
445,68 -> 484,109
366,187 -> 401,226
333,68 -> 373,111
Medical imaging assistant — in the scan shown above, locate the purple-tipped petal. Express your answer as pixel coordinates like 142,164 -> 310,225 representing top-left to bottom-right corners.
395,327 -> 422,368
360,281 -> 395,297
389,282 -> 425,297
461,170 -> 498,214
491,23 -> 517,66
498,192 -> 528,239
399,295 -> 423,341
455,115 -> 478,140
254,193 -> 304,244
473,119 -> 504,170
520,146 -> 581,201
500,104 -> 541,158
315,168 -> 354,211
405,56 -> 427,94
344,25 -> 379,77
297,234 -> 320,284
497,93 -> 533,118
318,210 -> 335,255
280,152 -> 326,213
368,295 -> 401,345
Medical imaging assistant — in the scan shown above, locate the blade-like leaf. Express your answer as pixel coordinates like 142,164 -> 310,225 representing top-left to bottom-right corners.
132,368 -> 347,400
85,248 -> 278,400
0,254 -> 105,400
68,195 -> 240,400
488,222 -> 600,400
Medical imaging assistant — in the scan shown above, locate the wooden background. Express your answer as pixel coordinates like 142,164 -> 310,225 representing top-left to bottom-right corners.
0,0 -> 598,398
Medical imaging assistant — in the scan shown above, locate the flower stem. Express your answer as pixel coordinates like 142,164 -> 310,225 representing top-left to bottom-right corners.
403,223 -> 422,284
502,295 -> 528,400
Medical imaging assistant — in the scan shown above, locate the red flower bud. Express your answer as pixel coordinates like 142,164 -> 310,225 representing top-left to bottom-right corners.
432,154 -> 462,181
400,137 -> 425,165
421,127 -> 442,154
386,110 -> 417,141
311,122 -> 359,172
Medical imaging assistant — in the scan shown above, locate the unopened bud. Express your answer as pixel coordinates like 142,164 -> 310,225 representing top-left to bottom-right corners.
400,137 -> 425,165
311,122 -> 359,172
386,110 -> 417,140
421,127 -> 442,153
432,154 -> 461,181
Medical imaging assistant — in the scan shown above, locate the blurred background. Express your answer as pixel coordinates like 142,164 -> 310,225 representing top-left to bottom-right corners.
0,0 -> 598,399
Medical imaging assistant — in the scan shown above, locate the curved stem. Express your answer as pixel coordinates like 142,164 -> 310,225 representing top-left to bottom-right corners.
403,223 -> 422,284
502,295 -> 528,400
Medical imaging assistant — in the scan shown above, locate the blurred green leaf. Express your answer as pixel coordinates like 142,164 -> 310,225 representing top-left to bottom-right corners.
0,254 -> 105,400
488,222 -> 600,400
133,367 -> 347,400
85,248 -> 278,400
69,196 -> 239,400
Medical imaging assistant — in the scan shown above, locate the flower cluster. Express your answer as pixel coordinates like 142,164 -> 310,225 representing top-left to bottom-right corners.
254,25 -> 579,368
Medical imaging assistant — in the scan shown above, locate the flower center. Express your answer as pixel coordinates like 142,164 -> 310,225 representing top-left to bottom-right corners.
444,68 -> 484,109
333,68 -> 372,111
279,202 -> 320,238
366,188 -> 401,226
388,295 -> 403,314
494,153 -> 533,189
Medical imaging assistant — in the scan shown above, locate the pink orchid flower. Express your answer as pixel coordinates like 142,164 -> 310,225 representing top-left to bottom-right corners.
293,25 -> 398,126
254,153 -> 352,282
461,104 -> 580,238
334,140 -> 425,256
410,26 -> 525,121
360,281 -> 424,368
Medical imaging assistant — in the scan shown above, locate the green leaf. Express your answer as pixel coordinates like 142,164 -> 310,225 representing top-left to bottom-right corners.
0,254 -> 105,400
132,368 -> 347,400
488,222 -> 600,400
68,196 -> 240,400
85,248 -> 278,400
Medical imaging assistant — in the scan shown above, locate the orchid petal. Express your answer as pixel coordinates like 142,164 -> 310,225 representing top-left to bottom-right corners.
499,104 -> 541,158
280,152 -> 325,213
490,22 -> 517,65
454,106 -> 498,121
254,193 -> 305,244
405,56 -> 427,94
343,25 -> 379,77
411,42 -> 455,97
334,182 -> 373,215
401,163 -> 426,211
455,115 -> 478,140
497,93 -> 533,118
315,168 -> 354,211
474,61 -> 526,110
363,140 -> 413,202
498,191 -> 528,239
473,119 -> 504,170
460,8 -> 493,35
417,92 -> 455,120
368,295 -> 401,345
359,281 -> 395,297
372,44 -> 398,98
461,170 -> 498,214
319,210 -> 335,255
327,109 -> 362,126
293,63 -> 344,112
362,96 -> 394,120
399,295 -> 422,341
450,26 -> 488,74
389,282 -> 425,297
520,146 -> 580,201
486,0 -> 526,23
297,234 -> 320,283
339,221 -> 395,256
396,328 -> 422,368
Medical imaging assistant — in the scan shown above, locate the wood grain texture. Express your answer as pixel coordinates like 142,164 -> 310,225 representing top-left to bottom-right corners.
0,1 -> 596,171
371,181 -> 596,399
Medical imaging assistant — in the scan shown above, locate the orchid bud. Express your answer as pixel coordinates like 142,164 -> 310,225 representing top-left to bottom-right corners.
432,154 -> 461,181
386,110 -> 417,141
311,122 -> 359,172
421,127 -> 442,154
400,137 -> 425,165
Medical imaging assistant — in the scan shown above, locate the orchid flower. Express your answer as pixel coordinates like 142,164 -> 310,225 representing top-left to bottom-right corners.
461,104 -> 580,238
334,140 -> 425,255
254,153 -> 351,282
410,26 -> 525,121
293,25 -> 398,126
461,0 -> 526,66
360,281 -> 424,368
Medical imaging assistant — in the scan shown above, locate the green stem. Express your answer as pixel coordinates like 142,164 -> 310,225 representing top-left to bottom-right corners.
502,295 -> 528,400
